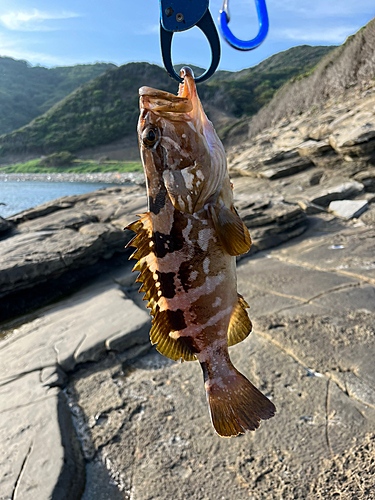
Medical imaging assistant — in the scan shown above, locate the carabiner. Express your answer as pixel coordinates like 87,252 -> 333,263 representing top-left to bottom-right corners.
219,0 -> 269,51
160,0 -> 220,83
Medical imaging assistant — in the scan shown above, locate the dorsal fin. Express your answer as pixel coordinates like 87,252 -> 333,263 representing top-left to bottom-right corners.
125,215 -> 197,362
228,294 -> 252,347
208,204 -> 251,256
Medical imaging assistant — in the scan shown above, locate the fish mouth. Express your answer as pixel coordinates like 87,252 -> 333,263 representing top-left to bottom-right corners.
139,67 -> 200,116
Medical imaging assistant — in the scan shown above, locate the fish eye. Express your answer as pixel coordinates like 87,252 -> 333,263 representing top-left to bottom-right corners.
142,127 -> 159,148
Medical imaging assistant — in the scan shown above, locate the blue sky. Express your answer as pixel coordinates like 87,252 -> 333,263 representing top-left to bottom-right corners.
0,1 -> 374,71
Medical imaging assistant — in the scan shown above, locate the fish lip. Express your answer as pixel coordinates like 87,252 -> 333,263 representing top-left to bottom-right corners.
139,66 -> 196,103
178,66 -> 196,99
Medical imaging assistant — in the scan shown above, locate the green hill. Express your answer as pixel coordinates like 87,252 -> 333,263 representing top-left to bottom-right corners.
0,45 -> 335,161
0,57 -> 116,135
249,19 -> 375,137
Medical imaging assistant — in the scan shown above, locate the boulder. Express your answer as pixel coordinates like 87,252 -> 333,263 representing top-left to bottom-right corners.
307,181 -> 364,207
329,199 -> 369,219
259,157 -> 314,180
238,200 -> 307,254
353,169 -> 375,192
360,206 -> 375,225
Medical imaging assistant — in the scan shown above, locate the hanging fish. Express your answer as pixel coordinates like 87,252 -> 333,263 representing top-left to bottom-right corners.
126,67 -> 275,437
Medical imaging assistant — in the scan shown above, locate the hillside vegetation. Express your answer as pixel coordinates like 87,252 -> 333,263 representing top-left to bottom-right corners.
0,45 -> 334,161
0,57 -> 115,135
0,158 -> 142,174
249,18 -> 375,137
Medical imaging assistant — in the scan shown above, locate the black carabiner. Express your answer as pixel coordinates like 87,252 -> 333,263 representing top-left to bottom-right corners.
160,0 -> 220,84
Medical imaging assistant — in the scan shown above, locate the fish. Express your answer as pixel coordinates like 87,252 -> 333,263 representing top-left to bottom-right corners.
126,66 -> 275,437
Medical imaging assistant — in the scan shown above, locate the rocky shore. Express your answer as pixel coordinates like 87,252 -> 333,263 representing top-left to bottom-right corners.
0,171 -> 145,185
1,136 -> 375,499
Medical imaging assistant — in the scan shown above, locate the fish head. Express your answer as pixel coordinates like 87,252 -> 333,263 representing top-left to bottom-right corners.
138,67 -> 227,214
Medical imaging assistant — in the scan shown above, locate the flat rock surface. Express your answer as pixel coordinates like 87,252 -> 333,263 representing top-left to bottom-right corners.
0,185 -> 147,316
1,122 -> 375,498
1,178 -> 311,318
0,263 -> 152,500
65,214 -> 375,500
329,199 -> 369,219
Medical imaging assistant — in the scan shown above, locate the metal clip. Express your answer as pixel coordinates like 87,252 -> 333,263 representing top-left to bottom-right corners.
219,0 -> 269,51
160,0 -> 220,83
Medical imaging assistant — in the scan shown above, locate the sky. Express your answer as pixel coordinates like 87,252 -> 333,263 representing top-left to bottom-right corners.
0,0 -> 374,72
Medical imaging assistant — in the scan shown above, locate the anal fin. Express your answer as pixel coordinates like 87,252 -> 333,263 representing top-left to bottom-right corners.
227,294 -> 252,347
151,309 -> 196,362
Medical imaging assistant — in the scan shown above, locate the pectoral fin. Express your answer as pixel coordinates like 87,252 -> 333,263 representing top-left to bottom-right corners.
228,294 -> 252,347
209,204 -> 252,256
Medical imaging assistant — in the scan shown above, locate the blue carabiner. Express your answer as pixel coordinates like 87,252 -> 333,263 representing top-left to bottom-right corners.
219,0 -> 269,51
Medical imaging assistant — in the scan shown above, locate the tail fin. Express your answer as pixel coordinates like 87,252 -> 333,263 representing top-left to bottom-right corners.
204,364 -> 276,437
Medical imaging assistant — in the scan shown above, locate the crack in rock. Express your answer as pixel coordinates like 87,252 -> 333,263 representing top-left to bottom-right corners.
11,442 -> 33,500
255,329 -> 375,411
270,254 -> 375,286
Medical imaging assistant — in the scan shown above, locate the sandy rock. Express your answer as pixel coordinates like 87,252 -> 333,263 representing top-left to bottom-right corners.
329,199 -> 369,219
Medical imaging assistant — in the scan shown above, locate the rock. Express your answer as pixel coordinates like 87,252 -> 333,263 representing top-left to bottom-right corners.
0,277 -> 150,381
8,199 -> 75,224
308,181 -> 364,207
0,261 -> 154,500
0,185 -> 147,318
296,139 -> 333,157
0,229 -> 104,297
237,200 -> 308,254
0,374 -> 85,500
307,170 -> 324,186
17,209 -> 97,232
0,216 -> 12,235
329,103 -> 375,155
297,200 -> 327,215
259,157 -> 314,179
329,199 -> 369,219
1,168 -> 375,499
360,206 -> 375,225
353,169 -> 375,192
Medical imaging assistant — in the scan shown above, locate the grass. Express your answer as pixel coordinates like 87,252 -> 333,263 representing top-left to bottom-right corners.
0,159 -> 143,174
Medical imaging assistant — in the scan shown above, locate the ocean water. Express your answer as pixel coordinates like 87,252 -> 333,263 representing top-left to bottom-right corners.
0,180 -> 117,218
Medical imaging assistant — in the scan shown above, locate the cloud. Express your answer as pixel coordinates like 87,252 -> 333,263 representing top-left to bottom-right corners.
0,9 -> 80,32
278,25 -> 357,44
0,33 -> 83,66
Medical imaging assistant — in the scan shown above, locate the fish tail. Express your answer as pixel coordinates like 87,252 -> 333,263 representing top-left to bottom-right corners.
201,359 -> 276,437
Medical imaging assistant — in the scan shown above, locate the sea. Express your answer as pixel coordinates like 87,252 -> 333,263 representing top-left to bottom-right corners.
0,179 -> 118,219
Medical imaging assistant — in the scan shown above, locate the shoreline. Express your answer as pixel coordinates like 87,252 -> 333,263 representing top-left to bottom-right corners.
0,171 -> 145,185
